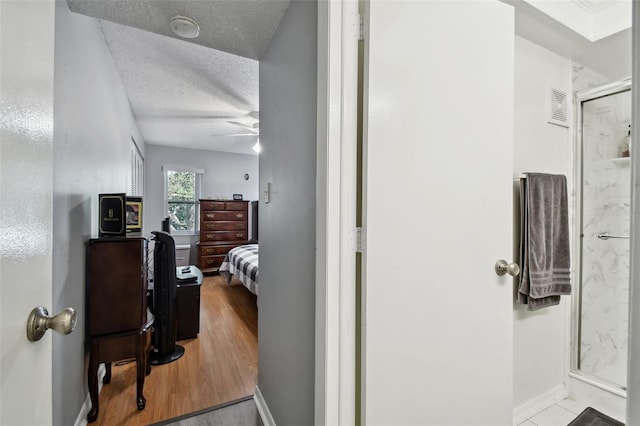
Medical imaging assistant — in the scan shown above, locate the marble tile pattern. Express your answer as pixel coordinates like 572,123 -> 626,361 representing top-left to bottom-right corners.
579,90 -> 631,388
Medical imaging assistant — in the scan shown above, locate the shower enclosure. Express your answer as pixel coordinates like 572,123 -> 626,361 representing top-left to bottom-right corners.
574,80 -> 631,392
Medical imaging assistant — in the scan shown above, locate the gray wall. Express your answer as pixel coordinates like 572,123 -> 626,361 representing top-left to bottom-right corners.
53,3 -> 145,425
143,144 -> 259,256
258,1 -> 317,424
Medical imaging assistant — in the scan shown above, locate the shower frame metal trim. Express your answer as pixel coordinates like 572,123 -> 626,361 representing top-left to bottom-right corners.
570,78 -> 631,396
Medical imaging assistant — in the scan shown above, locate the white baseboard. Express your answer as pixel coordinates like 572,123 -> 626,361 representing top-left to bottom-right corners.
254,385 -> 276,426
74,364 -> 106,426
513,384 -> 567,425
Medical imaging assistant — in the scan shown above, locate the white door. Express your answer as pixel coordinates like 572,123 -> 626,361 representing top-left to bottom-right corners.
0,0 -> 56,424
362,1 -> 514,424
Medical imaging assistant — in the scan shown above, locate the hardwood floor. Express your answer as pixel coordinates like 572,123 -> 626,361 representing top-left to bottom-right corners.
92,275 -> 258,426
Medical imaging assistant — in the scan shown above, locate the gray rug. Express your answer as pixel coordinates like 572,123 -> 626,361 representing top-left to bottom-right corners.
148,395 -> 261,426
567,407 -> 624,426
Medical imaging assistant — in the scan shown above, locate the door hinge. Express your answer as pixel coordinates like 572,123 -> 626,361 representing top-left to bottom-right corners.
358,14 -> 365,41
354,227 -> 364,253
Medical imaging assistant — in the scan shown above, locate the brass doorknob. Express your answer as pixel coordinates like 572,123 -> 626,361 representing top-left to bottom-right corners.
495,260 -> 520,277
26,307 -> 77,342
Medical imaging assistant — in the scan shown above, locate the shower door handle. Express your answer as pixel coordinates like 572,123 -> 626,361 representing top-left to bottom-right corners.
495,259 -> 520,277
597,232 -> 629,240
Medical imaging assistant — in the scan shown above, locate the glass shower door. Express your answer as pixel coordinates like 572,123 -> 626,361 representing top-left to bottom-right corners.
578,87 -> 631,389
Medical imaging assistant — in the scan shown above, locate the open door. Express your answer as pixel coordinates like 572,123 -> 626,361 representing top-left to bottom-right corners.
0,1 -> 55,424
361,1 -> 515,424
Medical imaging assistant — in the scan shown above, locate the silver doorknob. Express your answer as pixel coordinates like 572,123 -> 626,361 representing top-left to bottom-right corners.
495,259 -> 520,277
26,307 -> 77,342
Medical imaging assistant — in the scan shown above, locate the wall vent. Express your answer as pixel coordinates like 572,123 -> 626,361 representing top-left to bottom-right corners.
547,88 -> 569,128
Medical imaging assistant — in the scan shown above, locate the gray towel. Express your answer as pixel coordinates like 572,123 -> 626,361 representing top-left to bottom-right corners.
518,173 -> 571,310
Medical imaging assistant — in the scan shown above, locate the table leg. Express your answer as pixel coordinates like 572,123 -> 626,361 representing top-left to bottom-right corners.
87,342 -> 100,423
136,333 -> 146,410
103,362 -> 112,384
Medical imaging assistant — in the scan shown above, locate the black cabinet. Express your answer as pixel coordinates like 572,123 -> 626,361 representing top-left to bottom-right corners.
176,282 -> 201,340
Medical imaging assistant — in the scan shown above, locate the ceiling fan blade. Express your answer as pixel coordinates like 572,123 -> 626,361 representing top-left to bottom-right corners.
227,120 -> 259,132
210,132 -> 259,137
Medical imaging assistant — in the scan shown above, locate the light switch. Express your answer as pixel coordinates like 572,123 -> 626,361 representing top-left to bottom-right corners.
264,182 -> 271,204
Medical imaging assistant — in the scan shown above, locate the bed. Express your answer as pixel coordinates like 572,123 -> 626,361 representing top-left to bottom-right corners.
219,244 -> 259,295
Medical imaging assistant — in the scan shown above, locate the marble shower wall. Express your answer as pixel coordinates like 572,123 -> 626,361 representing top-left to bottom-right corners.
579,89 -> 631,387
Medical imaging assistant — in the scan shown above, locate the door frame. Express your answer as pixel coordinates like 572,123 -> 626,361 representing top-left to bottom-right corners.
315,0 -> 359,424
626,1 -> 640,422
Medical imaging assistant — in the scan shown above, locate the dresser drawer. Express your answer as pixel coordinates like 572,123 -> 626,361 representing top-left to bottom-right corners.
201,221 -> 247,231
199,244 -> 241,256
200,200 -> 248,211
201,211 -> 247,221
201,230 -> 247,242
225,201 -> 247,211
199,255 -> 225,269
200,201 -> 226,211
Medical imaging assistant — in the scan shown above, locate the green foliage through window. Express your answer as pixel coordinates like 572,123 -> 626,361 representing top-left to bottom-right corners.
167,171 -> 198,232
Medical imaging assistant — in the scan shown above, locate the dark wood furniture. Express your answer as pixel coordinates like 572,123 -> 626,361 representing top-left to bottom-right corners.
176,282 -> 201,340
86,237 -> 152,423
197,200 -> 249,274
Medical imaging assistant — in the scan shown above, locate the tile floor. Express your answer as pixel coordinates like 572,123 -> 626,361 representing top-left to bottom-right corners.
517,398 -> 618,426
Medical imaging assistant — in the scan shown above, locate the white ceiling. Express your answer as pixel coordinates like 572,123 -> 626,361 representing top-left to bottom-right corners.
503,0 -> 631,81
67,0 -> 290,60
67,0 -> 290,155
68,0 -> 631,155
99,19 -> 260,154
523,0 -> 631,42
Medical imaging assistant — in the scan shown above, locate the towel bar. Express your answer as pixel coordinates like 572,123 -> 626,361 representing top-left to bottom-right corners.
597,232 -> 629,240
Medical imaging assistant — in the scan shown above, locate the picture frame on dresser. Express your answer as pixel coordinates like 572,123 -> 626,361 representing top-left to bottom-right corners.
98,193 -> 126,237
126,196 -> 143,233
197,199 -> 249,274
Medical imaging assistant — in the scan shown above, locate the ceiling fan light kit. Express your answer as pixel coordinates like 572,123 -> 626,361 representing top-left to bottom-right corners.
169,16 -> 200,39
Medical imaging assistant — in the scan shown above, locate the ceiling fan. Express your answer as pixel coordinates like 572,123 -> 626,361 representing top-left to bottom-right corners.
226,120 -> 259,135
216,115 -> 262,153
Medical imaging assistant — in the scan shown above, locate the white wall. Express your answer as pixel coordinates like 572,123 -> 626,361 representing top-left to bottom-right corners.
513,36 -> 573,412
258,1 -> 317,424
53,3 -> 146,425
143,144 -> 258,258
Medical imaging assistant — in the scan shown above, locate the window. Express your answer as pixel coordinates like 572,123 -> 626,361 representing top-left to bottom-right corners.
165,167 -> 202,234
128,137 -> 144,197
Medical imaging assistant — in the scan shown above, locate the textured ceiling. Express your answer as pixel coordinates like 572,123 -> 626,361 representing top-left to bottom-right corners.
67,0 -> 290,60
67,0 -> 290,154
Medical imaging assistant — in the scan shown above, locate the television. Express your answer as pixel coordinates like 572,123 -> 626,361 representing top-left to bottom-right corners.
161,217 -> 170,233
149,231 -> 184,365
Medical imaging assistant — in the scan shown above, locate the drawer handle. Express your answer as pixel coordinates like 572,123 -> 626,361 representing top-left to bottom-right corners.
206,233 -> 214,239
206,213 -> 215,219
236,223 -> 243,228
236,214 -> 244,218
206,259 -> 214,265
236,233 -> 244,238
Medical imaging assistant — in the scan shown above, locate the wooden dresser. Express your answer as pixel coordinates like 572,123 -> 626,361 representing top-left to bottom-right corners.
86,237 -> 152,422
197,199 -> 249,274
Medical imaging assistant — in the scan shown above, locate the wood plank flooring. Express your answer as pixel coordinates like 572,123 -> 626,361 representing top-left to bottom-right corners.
92,276 -> 258,426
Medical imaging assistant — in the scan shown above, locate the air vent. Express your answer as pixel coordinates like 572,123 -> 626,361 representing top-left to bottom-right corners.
547,88 -> 569,128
